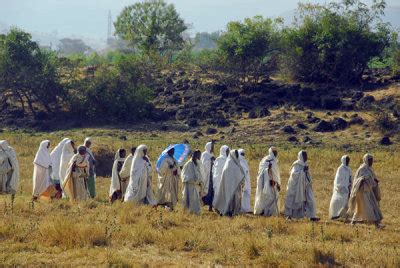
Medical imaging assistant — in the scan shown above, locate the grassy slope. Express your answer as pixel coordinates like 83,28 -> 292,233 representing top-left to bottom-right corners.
0,117 -> 399,266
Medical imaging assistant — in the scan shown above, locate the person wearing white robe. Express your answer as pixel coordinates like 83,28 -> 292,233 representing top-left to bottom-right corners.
109,148 -> 127,203
284,150 -> 319,221
125,145 -> 157,205
32,140 -> 56,200
181,150 -> 203,214
201,141 -> 215,210
254,147 -> 281,216
347,154 -> 383,228
214,150 -> 245,217
119,147 -> 136,184
157,148 -> 181,210
59,139 -> 76,197
212,145 -> 229,203
50,138 -> 69,183
50,138 -> 69,198
0,140 -> 20,195
239,149 -> 252,213
329,155 -> 352,220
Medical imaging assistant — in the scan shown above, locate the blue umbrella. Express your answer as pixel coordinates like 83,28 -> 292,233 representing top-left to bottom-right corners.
156,144 -> 191,173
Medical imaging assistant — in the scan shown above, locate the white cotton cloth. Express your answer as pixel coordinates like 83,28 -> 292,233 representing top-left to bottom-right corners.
124,145 -> 156,204
329,155 -> 352,219
284,151 -> 317,219
50,138 -> 69,182
254,147 -> 281,216
0,140 -> 20,194
109,149 -> 126,198
59,140 -> 75,194
212,145 -> 229,201
239,149 -> 252,213
32,140 -> 52,197
181,159 -> 203,214
33,140 -> 52,168
213,150 -> 245,216
201,141 -> 214,195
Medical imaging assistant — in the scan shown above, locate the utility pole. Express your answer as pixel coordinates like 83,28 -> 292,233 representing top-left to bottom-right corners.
107,10 -> 112,45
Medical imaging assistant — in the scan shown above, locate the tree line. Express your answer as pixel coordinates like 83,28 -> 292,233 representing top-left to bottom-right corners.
0,0 -> 399,122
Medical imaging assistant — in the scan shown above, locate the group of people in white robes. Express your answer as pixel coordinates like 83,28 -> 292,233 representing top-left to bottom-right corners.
31,138 -> 96,202
3,137 -> 385,228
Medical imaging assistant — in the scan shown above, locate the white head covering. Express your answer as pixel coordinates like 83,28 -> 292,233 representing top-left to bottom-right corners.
205,142 -> 213,154
261,146 -> 281,185
34,140 -> 51,168
109,148 -> 127,197
219,145 -> 229,157
50,138 -> 69,179
293,150 -> 308,167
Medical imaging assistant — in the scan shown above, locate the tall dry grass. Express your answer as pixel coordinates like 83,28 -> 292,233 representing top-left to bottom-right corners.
0,128 -> 399,266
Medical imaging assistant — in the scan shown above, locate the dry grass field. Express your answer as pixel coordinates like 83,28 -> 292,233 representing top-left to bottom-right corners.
0,122 -> 399,266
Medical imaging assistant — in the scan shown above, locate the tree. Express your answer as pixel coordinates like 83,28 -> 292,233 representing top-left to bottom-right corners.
217,16 -> 281,84
58,38 -> 92,55
114,0 -> 187,55
0,28 -> 64,116
281,0 -> 391,84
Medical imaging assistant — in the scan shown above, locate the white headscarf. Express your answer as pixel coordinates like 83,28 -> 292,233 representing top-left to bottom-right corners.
293,150 -> 308,168
219,145 -> 229,158
33,140 -> 51,168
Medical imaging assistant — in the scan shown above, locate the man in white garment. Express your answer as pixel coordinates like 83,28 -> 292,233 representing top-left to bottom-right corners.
109,148 -> 127,203
181,150 -> 203,214
125,145 -> 157,205
284,150 -> 320,221
254,146 -> 281,216
212,145 -> 229,204
82,137 -> 96,198
32,140 -> 56,200
157,148 -> 180,210
239,149 -> 252,213
0,140 -> 20,195
201,141 -> 215,211
59,139 -> 76,197
50,138 -> 69,198
214,150 -> 245,217
329,155 -> 352,220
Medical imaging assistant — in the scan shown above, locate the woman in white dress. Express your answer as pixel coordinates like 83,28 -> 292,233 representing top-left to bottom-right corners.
329,155 -> 352,220
32,140 -> 56,200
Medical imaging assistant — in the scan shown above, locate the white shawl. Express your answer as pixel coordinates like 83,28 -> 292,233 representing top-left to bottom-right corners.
50,138 -> 69,181
0,140 -> 20,193
213,150 -> 245,215
59,139 -> 75,187
201,141 -> 214,194
212,145 -> 229,196
34,140 -> 51,168
109,149 -> 126,197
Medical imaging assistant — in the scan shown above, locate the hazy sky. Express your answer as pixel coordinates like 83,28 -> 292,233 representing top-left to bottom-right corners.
0,0 -> 399,39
